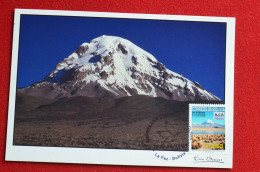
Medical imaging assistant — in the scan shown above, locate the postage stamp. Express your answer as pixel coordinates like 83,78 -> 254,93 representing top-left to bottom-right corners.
190,104 -> 225,151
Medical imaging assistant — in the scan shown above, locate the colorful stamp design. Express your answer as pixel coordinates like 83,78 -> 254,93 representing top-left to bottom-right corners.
190,105 -> 225,150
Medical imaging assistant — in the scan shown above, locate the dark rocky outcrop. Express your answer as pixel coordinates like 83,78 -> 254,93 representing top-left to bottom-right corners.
117,43 -> 128,54
154,62 -> 166,71
193,81 -> 205,90
75,45 -> 89,57
100,71 -> 109,79
125,85 -> 138,96
132,56 -> 138,65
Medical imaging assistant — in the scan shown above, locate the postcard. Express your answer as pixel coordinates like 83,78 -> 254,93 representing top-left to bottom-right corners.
5,9 -> 235,168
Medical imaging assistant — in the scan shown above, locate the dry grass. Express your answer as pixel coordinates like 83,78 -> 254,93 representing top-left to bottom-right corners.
192,127 -> 225,131
14,95 -> 190,151
191,134 -> 225,150
14,115 -> 189,151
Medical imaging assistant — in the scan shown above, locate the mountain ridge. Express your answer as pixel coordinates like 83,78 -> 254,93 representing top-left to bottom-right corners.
193,119 -> 225,128
18,35 -> 221,101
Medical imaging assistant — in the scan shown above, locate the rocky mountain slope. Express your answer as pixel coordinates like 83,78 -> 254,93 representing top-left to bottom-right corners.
18,35 -> 220,101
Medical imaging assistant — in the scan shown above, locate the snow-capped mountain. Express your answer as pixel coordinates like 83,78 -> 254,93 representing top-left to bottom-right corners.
18,35 -> 221,101
193,119 -> 225,128
202,119 -> 216,125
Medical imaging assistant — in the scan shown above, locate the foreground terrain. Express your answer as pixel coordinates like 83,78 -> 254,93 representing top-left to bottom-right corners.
14,94 -> 222,151
192,134 -> 225,150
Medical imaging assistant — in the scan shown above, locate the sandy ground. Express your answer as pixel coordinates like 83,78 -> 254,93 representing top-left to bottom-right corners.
14,114 -> 189,151
192,127 -> 225,131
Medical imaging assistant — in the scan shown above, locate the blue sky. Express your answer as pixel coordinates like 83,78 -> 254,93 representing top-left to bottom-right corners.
17,15 -> 226,100
192,111 -> 225,125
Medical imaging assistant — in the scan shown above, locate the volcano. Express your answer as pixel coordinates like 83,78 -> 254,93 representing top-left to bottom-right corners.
17,35 -> 220,101
193,119 -> 225,128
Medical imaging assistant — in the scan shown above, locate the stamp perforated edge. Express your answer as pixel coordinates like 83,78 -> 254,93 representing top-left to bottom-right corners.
189,104 -> 226,154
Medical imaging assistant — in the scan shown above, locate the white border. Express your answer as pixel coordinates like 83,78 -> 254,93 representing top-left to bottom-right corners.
5,9 -> 235,168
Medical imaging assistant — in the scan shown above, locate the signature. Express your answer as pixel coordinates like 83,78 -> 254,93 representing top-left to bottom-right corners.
193,155 -> 224,163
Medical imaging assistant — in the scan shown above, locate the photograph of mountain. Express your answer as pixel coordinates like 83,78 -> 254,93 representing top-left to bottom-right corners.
192,119 -> 225,129
13,14 -> 226,151
18,35 -> 221,101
